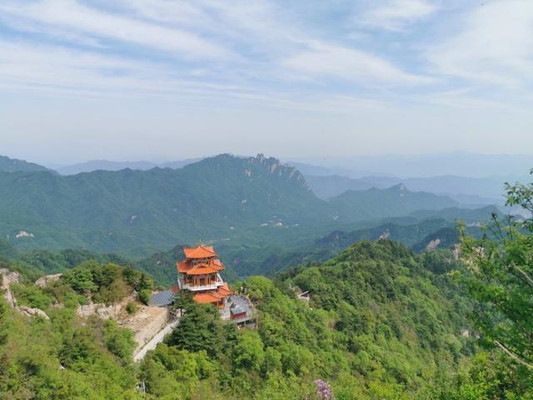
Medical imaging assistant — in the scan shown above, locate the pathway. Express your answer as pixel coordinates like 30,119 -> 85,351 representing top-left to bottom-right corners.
133,317 -> 180,362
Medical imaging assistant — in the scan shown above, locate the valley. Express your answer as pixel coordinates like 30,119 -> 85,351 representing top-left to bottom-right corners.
0,152 -> 530,399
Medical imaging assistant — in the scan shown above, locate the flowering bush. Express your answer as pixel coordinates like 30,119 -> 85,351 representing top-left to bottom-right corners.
315,379 -> 333,400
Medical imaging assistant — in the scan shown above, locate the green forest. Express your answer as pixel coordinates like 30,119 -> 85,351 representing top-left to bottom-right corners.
0,154 -> 475,259
0,179 -> 532,399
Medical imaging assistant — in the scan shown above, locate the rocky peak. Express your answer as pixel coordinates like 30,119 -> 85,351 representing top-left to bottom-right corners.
248,154 -> 310,190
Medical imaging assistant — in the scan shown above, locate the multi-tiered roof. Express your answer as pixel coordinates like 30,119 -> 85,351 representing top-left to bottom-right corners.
176,245 -> 231,307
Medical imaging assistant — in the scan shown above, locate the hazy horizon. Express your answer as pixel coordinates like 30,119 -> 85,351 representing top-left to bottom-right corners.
3,151 -> 533,180
1,0 -> 533,163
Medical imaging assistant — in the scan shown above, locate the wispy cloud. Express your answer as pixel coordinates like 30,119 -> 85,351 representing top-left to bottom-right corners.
0,38 -> 387,116
0,0 -> 230,59
359,0 -> 437,31
427,1 -> 533,87
0,0 -> 530,113
283,41 -> 434,85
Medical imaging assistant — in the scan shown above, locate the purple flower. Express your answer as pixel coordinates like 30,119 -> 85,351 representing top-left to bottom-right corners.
314,379 -> 333,400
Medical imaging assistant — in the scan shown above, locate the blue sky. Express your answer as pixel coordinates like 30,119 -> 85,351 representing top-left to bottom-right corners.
0,0 -> 532,163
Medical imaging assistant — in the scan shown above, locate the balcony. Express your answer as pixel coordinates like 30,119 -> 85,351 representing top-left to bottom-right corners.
178,274 -> 224,292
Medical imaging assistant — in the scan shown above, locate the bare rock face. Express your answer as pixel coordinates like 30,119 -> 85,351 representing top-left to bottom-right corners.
0,268 -> 22,308
426,238 -> 441,251
35,273 -> 62,288
1,268 -> 51,320
18,305 -> 50,320
379,230 -> 391,240
76,295 -> 136,320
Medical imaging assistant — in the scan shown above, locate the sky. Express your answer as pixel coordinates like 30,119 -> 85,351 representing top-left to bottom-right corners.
0,0 -> 532,164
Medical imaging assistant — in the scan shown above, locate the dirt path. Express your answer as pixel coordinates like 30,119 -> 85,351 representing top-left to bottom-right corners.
133,317 -> 180,362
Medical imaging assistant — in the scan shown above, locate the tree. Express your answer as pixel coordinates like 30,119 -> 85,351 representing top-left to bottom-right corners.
232,330 -> 264,372
168,301 -> 226,357
170,290 -> 194,318
460,173 -> 533,369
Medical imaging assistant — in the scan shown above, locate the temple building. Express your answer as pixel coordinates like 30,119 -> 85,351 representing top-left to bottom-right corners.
176,245 -> 231,309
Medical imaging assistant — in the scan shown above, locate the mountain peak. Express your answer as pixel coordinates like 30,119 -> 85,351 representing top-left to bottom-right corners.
389,183 -> 407,192
0,155 -> 52,173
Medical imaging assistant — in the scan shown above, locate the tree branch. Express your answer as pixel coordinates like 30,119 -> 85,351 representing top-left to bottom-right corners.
511,263 -> 533,288
494,340 -> 533,369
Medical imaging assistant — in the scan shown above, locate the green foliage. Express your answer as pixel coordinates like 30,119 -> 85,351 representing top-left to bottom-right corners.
0,154 -> 491,283
140,344 -> 215,398
329,184 -> 458,222
233,330 -> 264,372
0,297 -> 141,399
137,240 -> 478,399
60,261 -> 153,305
102,319 -> 136,364
10,283 -> 54,310
428,352 -> 533,400
459,176 -> 533,371
125,301 -> 138,314
168,302 -> 235,358
0,155 -> 327,256
0,155 -> 52,173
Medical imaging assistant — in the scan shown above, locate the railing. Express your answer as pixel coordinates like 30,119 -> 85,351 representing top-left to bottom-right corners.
178,276 -> 224,292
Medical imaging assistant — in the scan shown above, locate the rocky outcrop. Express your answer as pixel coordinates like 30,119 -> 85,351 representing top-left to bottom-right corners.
0,268 -> 22,308
249,154 -> 311,190
426,238 -> 441,251
76,295 -> 136,320
35,273 -> 62,288
1,268 -> 50,320
18,305 -> 50,320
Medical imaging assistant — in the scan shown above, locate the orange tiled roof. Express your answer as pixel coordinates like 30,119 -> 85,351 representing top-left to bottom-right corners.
218,283 -> 231,296
193,284 -> 232,304
177,260 -> 189,273
177,259 -> 224,274
194,292 -> 220,304
183,245 -> 217,259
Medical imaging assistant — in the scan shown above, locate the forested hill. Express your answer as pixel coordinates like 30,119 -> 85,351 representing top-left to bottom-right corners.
0,154 -> 326,254
329,184 -> 458,221
0,155 -> 52,173
0,153 -> 474,258
0,239 -> 475,399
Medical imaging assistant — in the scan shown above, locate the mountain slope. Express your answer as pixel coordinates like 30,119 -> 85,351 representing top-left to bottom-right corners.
56,158 -> 200,175
146,240 -> 474,399
0,155 -> 52,173
329,184 -> 458,222
0,154 -> 483,260
305,173 -> 510,204
0,239 -> 477,399
0,154 -> 329,254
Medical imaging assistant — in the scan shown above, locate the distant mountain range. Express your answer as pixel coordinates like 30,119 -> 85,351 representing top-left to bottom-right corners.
0,155 -> 53,173
2,153 -> 523,209
329,184 -> 459,221
305,174 -> 512,205
0,153 -> 483,259
55,158 -> 201,175
0,154 -> 328,255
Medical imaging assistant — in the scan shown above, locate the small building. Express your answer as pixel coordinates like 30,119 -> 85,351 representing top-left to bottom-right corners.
297,290 -> 311,302
230,305 -> 246,320
176,245 -> 231,309
149,244 -> 256,327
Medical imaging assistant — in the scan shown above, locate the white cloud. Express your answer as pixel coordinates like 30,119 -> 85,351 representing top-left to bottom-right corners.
0,0 -> 229,59
283,41 -> 434,85
428,1 -> 533,87
0,39 -> 387,116
360,0 -> 437,31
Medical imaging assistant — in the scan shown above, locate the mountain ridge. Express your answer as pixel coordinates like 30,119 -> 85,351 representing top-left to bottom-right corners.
0,155 -> 53,173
